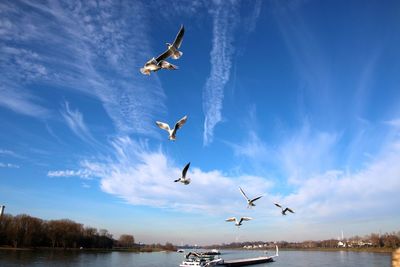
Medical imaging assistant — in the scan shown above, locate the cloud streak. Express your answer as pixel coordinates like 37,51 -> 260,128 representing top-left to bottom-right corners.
230,115 -> 400,230
0,0 -> 166,135
49,125 -> 400,229
283,138 -> 400,223
0,149 -> 18,157
0,162 -> 20,168
61,102 -> 94,143
0,82 -> 49,119
48,169 -> 92,179
202,1 -> 239,146
49,136 -> 273,214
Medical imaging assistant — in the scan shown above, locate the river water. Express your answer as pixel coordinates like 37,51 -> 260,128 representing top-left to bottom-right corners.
0,249 -> 391,267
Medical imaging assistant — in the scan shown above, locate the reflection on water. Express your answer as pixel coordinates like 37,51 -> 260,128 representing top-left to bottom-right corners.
0,249 -> 391,267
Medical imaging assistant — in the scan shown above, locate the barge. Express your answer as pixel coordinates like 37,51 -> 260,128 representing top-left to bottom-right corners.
179,246 -> 278,267
218,246 -> 278,267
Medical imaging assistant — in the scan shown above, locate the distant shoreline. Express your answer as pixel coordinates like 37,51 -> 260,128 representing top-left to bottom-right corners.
226,247 -> 394,254
0,246 -> 175,253
1,246 -> 394,254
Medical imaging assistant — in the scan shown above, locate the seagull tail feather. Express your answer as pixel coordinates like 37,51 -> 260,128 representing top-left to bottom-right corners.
171,51 -> 183,59
140,68 -> 150,75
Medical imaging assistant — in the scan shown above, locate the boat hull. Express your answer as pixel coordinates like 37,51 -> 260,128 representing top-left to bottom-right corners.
219,256 -> 274,266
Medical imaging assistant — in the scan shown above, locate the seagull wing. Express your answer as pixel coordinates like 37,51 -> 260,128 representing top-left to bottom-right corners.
182,162 -> 190,178
274,203 -> 282,208
239,217 -> 252,224
285,208 -> 295,213
156,121 -> 171,132
172,25 -> 185,48
225,217 -> 236,222
251,196 -> 263,203
174,115 -> 188,130
239,187 -> 250,201
155,49 -> 173,62
159,60 -> 178,70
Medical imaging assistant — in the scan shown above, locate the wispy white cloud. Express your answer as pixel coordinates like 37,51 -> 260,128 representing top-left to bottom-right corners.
202,1 -> 239,146
0,162 -> 20,168
0,0 -> 166,135
60,102 -> 94,143
353,48 -> 382,116
233,115 -> 400,230
152,0 -> 204,18
272,1 -> 335,121
0,27 -> 51,118
50,136 -> 273,214
282,138 -> 400,223
0,82 -> 50,119
385,119 -> 400,128
81,182 -> 91,188
0,149 -> 18,157
277,122 -> 339,183
246,0 -> 263,33
47,169 -> 92,179
225,106 -> 269,170
228,114 -> 339,185
0,46 -> 48,81
231,131 -> 268,161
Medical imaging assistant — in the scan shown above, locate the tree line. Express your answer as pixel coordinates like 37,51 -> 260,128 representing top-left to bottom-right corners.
277,232 -> 400,249
0,213 -> 134,249
205,231 -> 400,250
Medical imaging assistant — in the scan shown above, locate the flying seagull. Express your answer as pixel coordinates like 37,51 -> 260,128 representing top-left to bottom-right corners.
274,203 -> 295,215
140,25 -> 185,75
239,187 -> 263,208
156,115 -> 187,141
174,162 -> 191,185
225,217 -> 252,227
166,24 -> 185,59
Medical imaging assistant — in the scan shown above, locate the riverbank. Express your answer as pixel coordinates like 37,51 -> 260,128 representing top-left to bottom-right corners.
0,246 -> 175,253
2,245 -> 395,253
264,247 -> 394,253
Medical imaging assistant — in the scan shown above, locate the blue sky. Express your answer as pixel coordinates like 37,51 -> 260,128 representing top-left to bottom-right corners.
1,0 -> 400,245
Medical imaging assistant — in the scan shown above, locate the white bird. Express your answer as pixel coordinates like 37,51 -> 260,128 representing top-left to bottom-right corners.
156,115 -> 187,141
174,162 -> 191,185
140,25 -> 184,75
0,205 -> 4,217
274,203 -> 295,215
166,24 -> 185,59
140,53 -> 178,75
225,217 -> 252,227
239,187 -> 263,208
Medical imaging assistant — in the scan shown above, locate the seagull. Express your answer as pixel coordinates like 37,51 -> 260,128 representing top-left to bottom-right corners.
156,115 -> 187,141
174,162 -> 191,185
274,203 -> 295,215
140,25 -> 185,75
140,52 -> 178,75
225,217 -> 252,227
166,24 -> 185,59
239,187 -> 263,208
0,205 -> 4,217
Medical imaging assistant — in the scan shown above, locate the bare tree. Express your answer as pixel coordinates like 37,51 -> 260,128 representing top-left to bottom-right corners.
118,234 -> 135,247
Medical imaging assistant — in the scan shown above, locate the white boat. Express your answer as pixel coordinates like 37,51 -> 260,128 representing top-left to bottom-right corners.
179,252 -> 223,267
